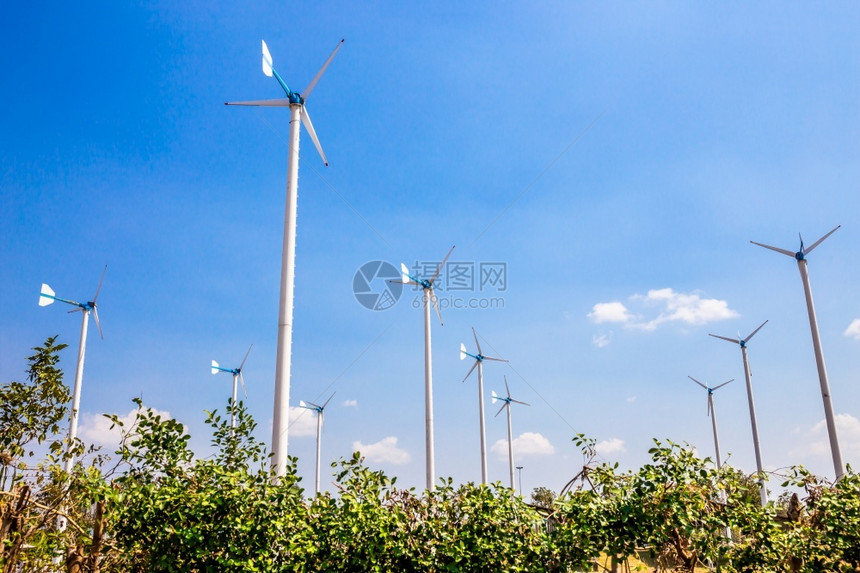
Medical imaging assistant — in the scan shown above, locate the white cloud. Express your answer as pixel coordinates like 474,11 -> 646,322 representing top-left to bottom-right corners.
491,432 -> 555,459
590,288 -> 738,333
844,319 -> 860,340
342,399 -> 358,408
289,406 -> 318,437
588,302 -> 634,324
595,437 -> 626,455
352,436 -> 411,465
626,396 -> 637,403
592,333 -> 611,348
790,414 -> 860,461
78,407 -> 175,448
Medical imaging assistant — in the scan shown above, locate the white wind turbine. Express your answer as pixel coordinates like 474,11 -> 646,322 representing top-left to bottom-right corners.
226,38 -> 344,477
688,376 -> 733,471
396,246 -> 455,491
491,376 -> 529,490
460,327 -> 508,484
751,225 -> 844,480
39,266 -> 106,476
709,320 -> 769,505
298,393 -> 335,495
210,344 -> 253,430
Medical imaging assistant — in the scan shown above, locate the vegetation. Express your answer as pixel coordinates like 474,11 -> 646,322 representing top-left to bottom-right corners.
2,338 -> 860,572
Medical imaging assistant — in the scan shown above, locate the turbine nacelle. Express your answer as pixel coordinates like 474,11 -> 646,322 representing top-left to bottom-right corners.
39,266 -> 107,339
299,392 -> 335,414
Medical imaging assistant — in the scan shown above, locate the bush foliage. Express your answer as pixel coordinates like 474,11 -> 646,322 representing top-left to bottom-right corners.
2,339 -> 859,572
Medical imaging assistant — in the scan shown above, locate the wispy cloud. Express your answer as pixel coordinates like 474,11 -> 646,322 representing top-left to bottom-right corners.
342,399 -> 358,408
289,407 -> 317,437
353,436 -> 411,465
491,432 -> 555,459
79,407 -> 177,448
789,414 -> 860,462
589,288 -> 738,332
595,437 -> 626,455
844,319 -> 860,340
592,333 -> 612,348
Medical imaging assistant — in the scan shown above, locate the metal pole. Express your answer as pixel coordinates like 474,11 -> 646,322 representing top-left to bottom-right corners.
516,465 -> 523,495
741,346 -> 768,504
271,103 -> 302,477
423,289 -> 435,491
477,361 -> 488,484
64,310 -> 90,475
315,412 -> 322,495
797,259 -> 844,479
231,373 -> 238,430
506,404 -> 515,489
710,394 -> 722,470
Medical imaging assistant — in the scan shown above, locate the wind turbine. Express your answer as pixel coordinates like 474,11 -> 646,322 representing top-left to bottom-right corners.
397,246 -> 455,491
226,38 -> 344,477
298,393 -> 335,495
709,320 -> 769,505
751,225 -> 844,480
210,344 -> 253,430
491,376 -> 529,490
460,327 -> 508,484
38,266 -> 106,476
688,376 -> 733,470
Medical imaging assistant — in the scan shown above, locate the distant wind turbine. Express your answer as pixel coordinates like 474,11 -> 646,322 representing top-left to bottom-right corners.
210,344 -> 253,430
396,246 -> 455,491
709,320 -> 769,505
751,225 -> 844,480
688,376 -> 733,471
298,393 -> 335,495
492,376 -> 529,490
460,327 -> 508,484
39,266 -> 106,477
226,38 -> 344,477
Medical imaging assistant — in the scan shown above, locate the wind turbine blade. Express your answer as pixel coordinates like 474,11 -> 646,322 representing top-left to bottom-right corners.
495,403 -> 507,417
301,106 -> 329,166
504,376 -> 511,398
239,373 -> 248,399
510,398 -> 530,407
481,356 -> 508,363
744,320 -> 769,343
322,392 -> 336,410
92,265 -> 107,303
262,40 -> 274,77
461,360 -> 479,383
92,307 -> 104,340
39,284 -> 55,306
803,225 -> 841,255
750,240 -> 795,258
688,376 -> 708,390
239,344 -> 253,370
211,360 -> 220,375
472,327 -> 483,356
459,342 -> 468,361
224,98 -> 292,107
430,289 -> 443,326
708,333 -> 740,345
712,379 -> 734,391
302,38 -> 344,100
428,245 -> 455,286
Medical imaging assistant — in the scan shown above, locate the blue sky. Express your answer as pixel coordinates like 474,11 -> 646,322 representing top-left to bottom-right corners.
2,2 -> 859,495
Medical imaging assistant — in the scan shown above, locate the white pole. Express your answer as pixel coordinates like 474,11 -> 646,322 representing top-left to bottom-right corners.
477,361 -> 488,484
709,394 -> 722,470
506,404 -> 514,490
423,288 -> 435,491
797,259 -> 844,479
271,103 -> 302,477
740,345 -> 768,504
315,411 -> 322,495
64,309 -> 90,476
231,373 -> 238,430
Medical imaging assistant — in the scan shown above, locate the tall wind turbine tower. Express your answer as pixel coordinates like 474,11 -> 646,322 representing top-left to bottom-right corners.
460,327 -> 508,484
38,266 -> 106,475
751,225 -> 844,480
227,39 -> 343,476
211,344 -> 253,429
298,393 -> 335,495
688,376 -> 732,471
397,246 -> 455,491
709,320 -> 769,505
491,376 -> 529,490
